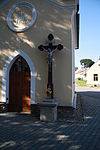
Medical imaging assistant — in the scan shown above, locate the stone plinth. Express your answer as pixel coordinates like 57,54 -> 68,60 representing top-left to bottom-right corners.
39,99 -> 58,121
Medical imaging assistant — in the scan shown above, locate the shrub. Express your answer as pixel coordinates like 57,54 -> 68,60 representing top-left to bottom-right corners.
78,77 -> 81,80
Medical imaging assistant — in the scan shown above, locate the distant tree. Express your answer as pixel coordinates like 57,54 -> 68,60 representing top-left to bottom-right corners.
75,67 -> 78,71
80,59 -> 95,68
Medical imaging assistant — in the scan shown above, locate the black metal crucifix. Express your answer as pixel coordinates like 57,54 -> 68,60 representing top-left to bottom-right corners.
38,34 -> 63,99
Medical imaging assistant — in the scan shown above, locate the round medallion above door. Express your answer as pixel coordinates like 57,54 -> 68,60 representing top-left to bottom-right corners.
7,1 -> 37,32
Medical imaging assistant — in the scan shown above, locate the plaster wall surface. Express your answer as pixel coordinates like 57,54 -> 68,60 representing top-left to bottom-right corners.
0,0 -> 75,106
87,59 -> 100,86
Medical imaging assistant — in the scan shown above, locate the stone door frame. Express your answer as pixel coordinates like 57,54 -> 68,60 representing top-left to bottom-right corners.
2,49 -> 37,104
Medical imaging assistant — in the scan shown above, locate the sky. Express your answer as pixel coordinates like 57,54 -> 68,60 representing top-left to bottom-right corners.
75,0 -> 100,68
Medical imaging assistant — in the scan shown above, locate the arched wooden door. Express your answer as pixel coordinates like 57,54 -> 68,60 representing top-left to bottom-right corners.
8,56 -> 31,112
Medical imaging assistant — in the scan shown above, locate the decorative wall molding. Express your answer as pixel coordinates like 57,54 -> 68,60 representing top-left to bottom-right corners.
7,1 -> 37,32
71,10 -> 76,108
2,49 -> 37,104
47,0 -> 77,9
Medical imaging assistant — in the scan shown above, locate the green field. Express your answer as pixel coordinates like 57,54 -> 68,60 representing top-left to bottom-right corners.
75,78 -> 87,86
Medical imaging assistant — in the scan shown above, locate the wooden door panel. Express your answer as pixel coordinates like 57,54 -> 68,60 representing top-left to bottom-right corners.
9,73 -> 22,112
21,73 -> 31,112
22,96 -> 31,112
9,72 -> 31,112
9,56 -> 31,112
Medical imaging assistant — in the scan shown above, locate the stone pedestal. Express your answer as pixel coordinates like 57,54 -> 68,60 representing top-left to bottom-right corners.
39,99 -> 58,121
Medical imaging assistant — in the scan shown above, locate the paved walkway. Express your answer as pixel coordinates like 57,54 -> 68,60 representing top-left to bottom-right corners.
0,90 -> 100,149
75,85 -> 100,92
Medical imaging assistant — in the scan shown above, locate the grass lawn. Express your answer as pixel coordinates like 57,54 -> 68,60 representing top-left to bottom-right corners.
75,78 -> 87,86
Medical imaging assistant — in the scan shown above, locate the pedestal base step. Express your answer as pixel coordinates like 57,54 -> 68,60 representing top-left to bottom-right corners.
39,99 -> 58,121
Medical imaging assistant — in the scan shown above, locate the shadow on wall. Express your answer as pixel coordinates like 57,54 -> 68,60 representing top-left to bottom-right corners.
0,0 -> 72,101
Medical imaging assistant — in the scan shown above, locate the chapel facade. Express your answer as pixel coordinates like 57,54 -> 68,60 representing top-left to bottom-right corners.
0,0 -> 79,114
